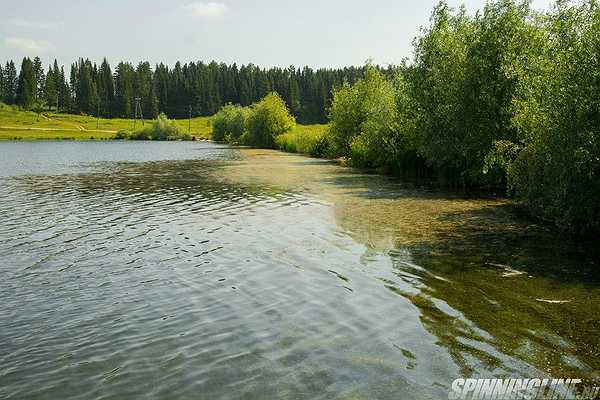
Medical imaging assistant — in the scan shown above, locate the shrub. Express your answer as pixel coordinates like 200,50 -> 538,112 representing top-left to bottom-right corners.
115,129 -> 131,140
212,104 -> 250,142
243,93 -> 295,148
127,113 -> 191,141
329,65 -> 416,171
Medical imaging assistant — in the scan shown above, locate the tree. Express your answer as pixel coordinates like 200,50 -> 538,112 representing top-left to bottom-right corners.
328,65 -> 404,170
44,64 -> 57,110
32,56 -> 45,101
73,59 -> 98,115
212,103 -> 250,142
4,61 -> 18,104
411,1 -> 473,185
97,58 -> 115,117
16,58 -> 36,109
243,92 -> 295,147
506,0 -> 600,233
134,62 -> 158,119
114,62 -> 135,118
57,65 -> 70,112
0,64 -> 4,102
462,0 -> 538,185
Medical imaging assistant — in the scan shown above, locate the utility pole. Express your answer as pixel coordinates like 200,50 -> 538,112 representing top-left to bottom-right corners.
133,97 -> 143,130
56,93 -> 59,113
97,101 -> 100,130
188,104 -> 192,134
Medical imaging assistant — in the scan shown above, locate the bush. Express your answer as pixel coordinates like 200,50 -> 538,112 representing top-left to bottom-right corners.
123,113 -> 191,141
115,129 -> 131,140
329,65 -> 419,172
212,104 -> 250,142
243,93 -> 295,148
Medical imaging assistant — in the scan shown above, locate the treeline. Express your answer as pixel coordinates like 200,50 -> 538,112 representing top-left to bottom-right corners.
321,0 -> 599,234
0,57 -> 388,123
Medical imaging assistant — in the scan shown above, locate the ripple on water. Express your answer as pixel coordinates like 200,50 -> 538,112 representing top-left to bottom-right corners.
1,142 -> 599,399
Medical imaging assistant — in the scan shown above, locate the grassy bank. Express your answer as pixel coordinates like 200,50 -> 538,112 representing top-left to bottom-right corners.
0,128 -> 116,140
275,124 -> 329,156
0,103 -> 212,140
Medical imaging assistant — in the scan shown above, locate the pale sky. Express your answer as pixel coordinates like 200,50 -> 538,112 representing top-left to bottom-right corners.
1,0 -> 552,69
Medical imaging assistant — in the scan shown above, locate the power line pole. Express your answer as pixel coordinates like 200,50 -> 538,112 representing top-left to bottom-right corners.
133,97 -> 143,130
97,101 -> 100,130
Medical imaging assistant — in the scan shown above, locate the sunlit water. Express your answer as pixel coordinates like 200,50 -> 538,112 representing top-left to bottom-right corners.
0,141 -> 598,399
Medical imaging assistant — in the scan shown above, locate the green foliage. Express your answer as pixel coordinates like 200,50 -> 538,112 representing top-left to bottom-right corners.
116,113 -> 191,141
16,58 -> 36,109
328,66 -> 397,162
212,104 -> 250,142
322,0 -> 599,233
275,124 -> 329,157
328,65 -> 423,174
410,3 -> 473,182
1,61 -> 18,104
243,93 -> 296,148
507,0 -> 600,233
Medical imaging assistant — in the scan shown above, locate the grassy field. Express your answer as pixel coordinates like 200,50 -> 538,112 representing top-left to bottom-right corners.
0,103 -> 326,145
0,103 -> 212,140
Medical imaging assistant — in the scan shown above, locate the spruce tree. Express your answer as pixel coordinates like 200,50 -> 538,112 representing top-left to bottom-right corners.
32,56 -> 45,102
16,58 -> 36,109
44,64 -> 57,110
4,61 -> 18,104
98,59 -> 115,117
0,64 -> 4,103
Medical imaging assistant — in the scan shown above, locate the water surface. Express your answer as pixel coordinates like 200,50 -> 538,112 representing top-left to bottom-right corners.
1,141 -> 598,399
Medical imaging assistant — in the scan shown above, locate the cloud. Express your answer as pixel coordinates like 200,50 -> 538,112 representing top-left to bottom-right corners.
11,18 -> 63,30
184,2 -> 227,17
4,37 -> 53,53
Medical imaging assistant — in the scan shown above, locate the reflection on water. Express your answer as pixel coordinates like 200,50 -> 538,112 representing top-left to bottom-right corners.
0,142 -> 598,399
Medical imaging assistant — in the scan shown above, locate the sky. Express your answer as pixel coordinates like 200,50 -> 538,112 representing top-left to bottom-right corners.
1,0 -> 552,69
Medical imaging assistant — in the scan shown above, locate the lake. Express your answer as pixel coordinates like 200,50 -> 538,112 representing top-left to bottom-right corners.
0,141 -> 598,399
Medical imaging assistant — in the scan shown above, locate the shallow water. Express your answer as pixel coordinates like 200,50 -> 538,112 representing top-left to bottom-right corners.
0,141 -> 598,399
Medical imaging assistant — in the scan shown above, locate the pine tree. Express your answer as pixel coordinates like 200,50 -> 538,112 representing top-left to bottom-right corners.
0,64 -> 4,103
44,63 -> 57,110
16,58 -> 36,109
114,62 -> 134,118
32,56 -> 45,102
135,62 -> 158,118
286,68 -> 301,117
69,63 -> 78,112
154,63 -> 169,115
3,61 -> 18,104
58,66 -> 70,112
97,58 -> 115,117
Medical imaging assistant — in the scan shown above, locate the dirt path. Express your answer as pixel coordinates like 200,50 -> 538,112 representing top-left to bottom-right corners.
41,113 -> 88,131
